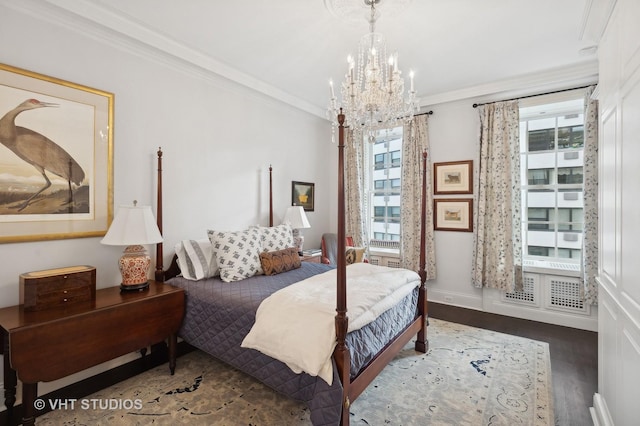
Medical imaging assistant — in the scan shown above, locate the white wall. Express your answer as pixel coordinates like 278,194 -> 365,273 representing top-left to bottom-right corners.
0,2 -> 334,400
424,100 -> 483,309
0,3 -> 335,299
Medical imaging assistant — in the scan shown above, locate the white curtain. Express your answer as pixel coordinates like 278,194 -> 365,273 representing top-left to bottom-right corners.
472,101 -> 523,292
400,114 -> 436,278
344,126 -> 367,247
581,86 -> 598,304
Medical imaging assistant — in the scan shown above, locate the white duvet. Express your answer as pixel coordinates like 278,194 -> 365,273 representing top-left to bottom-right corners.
241,263 -> 420,385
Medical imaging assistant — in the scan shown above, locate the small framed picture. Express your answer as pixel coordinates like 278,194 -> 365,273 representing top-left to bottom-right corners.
292,181 -> 314,211
434,160 -> 473,194
434,199 -> 473,232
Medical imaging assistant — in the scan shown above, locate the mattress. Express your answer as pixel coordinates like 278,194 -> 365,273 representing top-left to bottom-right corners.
167,262 -> 418,425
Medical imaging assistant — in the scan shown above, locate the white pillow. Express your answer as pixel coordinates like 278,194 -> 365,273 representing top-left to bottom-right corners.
208,227 -> 263,282
257,223 -> 294,252
174,239 -> 218,280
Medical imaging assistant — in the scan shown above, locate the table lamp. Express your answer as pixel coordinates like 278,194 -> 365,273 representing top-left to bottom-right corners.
101,201 -> 163,291
283,205 -> 310,255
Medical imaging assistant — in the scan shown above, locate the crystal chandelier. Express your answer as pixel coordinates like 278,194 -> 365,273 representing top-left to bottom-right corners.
328,0 -> 419,140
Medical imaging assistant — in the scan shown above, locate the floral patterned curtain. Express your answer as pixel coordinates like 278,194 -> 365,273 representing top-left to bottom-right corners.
472,101 -> 523,291
400,114 -> 436,278
581,86 -> 598,304
344,126 -> 367,247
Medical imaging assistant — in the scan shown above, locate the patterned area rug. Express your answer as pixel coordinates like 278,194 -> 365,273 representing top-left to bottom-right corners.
37,319 -> 554,425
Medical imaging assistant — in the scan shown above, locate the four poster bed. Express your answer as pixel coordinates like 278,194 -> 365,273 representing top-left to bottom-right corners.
153,112 -> 429,425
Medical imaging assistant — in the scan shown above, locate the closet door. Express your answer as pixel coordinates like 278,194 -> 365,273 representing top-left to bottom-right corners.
594,0 -> 640,424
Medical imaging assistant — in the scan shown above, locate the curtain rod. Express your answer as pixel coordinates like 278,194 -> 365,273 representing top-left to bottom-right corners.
347,110 -> 433,128
472,85 -> 593,108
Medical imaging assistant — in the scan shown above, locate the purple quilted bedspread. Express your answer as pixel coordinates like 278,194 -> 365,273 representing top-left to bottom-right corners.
166,262 -> 418,425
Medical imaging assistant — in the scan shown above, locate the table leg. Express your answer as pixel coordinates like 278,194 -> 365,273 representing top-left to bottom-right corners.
2,332 -> 16,416
168,333 -> 177,375
21,382 -> 37,426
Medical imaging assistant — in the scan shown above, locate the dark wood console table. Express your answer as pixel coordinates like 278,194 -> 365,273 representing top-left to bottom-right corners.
0,280 -> 184,425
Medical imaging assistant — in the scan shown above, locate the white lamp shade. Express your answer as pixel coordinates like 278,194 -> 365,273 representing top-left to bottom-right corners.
101,205 -> 163,246
283,206 -> 310,229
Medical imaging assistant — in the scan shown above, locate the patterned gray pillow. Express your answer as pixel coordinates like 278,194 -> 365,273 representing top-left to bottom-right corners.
257,223 -> 294,252
208,228 -> 263,282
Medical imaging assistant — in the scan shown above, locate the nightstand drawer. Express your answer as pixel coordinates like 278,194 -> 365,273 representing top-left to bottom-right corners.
34,285 -> 94,308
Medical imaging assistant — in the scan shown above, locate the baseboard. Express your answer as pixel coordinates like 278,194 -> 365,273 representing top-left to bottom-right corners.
0,342 -> 194,426
483,297 -> 598,331
429,288 -> 597,331
427,288 -> 483,310
591,393 -> 614,426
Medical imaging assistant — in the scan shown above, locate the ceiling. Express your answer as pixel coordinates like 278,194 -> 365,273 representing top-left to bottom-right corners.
40,0 -> 598,117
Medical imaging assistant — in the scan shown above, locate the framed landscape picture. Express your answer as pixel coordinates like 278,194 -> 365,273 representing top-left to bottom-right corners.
434,198 -> 473,232
434,160 -> 473,194
0,63 -> 114,243
292,181 -> 314,211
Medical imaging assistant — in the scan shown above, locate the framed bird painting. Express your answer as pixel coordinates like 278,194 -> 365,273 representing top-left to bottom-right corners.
0,63 -> 113,243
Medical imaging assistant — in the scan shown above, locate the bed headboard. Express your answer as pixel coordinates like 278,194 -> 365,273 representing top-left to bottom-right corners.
153,148 -> 274,282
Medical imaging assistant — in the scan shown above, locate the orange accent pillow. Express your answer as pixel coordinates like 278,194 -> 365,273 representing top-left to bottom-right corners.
260,247 -> 301,276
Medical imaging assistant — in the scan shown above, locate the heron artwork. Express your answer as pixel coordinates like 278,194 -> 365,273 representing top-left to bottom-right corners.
0,98 -> 85,212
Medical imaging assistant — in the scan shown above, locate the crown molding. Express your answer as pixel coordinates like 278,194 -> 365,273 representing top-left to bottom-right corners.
3,0 -> 326,118
418,61 -> 599,107
3,0 -> 600,118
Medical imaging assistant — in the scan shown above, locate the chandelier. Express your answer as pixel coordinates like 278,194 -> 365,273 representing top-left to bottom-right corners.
328,0 -> 419,140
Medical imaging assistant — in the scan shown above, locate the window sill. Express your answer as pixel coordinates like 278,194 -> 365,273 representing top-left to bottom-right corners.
369,247 -> 400,257
523,259 -> 581,277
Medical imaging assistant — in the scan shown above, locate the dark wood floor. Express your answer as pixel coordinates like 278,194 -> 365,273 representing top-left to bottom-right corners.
1,305 -> 597,426
429,302 -> 598,426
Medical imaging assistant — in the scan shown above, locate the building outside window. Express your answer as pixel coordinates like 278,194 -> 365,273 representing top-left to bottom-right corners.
520,97 -> 584,263
367,126 -> 403,249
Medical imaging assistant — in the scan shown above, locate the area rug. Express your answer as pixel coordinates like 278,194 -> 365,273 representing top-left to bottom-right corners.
37,319 -> 554,425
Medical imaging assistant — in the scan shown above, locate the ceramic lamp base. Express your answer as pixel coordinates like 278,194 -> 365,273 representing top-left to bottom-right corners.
118,244 -> 151,291
292,229 -> 304,255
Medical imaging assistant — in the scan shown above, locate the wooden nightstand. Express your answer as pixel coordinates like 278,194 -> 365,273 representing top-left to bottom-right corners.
300,252 -> 321,263
0,280 -> 184,426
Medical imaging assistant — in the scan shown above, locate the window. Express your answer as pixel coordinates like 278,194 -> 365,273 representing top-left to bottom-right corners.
373,151 -> 401,170
520,97 -> 584,263
390,150 -> 401,167
367,126 -> 403,249
374,153 -> 385,170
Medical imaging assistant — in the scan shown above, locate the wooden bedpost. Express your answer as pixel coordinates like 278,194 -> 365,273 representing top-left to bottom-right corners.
334,110 -> 351,425
415,150 -> 429,353
269,164 -> 273,227
155,147 -> 165,282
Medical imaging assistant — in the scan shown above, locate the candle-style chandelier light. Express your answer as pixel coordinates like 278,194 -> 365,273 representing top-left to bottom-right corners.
328,0 -> 419,140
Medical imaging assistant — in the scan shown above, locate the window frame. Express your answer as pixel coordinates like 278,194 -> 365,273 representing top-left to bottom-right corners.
366,125 -> 404,250
519,94 -> 585,264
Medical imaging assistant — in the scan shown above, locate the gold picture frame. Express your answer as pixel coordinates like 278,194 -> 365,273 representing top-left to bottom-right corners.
434,160 -> 473,194
434,198 -> 473,232
0,63 -> 114,243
